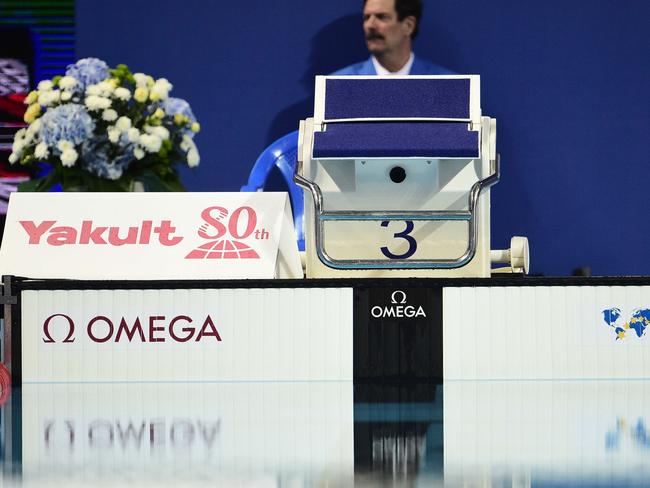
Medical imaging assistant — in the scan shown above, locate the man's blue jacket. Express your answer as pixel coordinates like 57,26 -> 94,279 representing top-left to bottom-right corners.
330,55 -> 453,76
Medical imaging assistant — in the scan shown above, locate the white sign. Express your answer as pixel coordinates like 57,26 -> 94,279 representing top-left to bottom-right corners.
443,286 -> 650,379
21,287 -> 353,382
0,192 -> 302,279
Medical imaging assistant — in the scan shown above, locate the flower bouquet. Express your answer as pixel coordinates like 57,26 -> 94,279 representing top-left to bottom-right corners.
8,58 -> 200,191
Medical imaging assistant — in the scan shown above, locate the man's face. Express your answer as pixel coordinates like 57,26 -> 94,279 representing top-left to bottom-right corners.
363,0 -> 414,56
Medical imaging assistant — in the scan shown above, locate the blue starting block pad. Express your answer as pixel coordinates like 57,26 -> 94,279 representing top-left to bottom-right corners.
322,78 -> 472,120
313,122 -> 479,159
314,77 -> 479,159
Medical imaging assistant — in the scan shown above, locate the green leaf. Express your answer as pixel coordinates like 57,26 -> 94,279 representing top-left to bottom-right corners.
17,172 -> 58,192
17,179 -> 45,192
138,170 -> 186,192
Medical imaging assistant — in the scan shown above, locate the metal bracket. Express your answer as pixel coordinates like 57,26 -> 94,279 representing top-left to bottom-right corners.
295,155 -> 500,270
1,276 -> 17,305
2,275 -> 16,379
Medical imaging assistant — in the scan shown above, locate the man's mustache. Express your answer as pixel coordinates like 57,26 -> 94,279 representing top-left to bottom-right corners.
366,31 -> 384,41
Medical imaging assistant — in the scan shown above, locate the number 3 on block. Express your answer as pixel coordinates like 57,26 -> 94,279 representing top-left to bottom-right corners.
380,220 -> 417,259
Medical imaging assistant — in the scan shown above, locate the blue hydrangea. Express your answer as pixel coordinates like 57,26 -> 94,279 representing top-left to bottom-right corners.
81,136 -> 135,180
65,58 -> 110,94
160,97 -> 197,136
40,104 -> 95,152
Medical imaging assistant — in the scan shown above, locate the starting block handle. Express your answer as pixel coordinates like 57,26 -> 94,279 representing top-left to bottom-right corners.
320,210 -> 472,222
294,155 -> 500,270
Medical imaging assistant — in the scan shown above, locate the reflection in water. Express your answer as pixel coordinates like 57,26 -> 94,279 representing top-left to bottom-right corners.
354,382 -> 443,485
606,418 -> 650,452
10,382 -> 356,486
444,380 -> 650,487
0,380 -> 649,486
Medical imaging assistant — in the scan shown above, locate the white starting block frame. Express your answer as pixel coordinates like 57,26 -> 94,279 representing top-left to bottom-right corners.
295,75 -> 528,278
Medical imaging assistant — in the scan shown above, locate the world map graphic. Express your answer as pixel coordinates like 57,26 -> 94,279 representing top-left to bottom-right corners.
602,308 -> 650,340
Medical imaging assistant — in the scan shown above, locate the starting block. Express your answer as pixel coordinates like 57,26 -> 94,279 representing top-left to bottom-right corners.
295,75 -> 529,278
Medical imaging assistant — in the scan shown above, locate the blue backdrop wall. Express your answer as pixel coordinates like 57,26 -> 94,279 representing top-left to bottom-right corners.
77,0 -> 649,276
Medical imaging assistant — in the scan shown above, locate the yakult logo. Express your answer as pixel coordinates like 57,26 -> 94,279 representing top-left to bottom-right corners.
18,204 -> 271,261
42,314 -> 222,344
185,205 -> 268,259
19,220 -> 183,246
370,290 -> 427,319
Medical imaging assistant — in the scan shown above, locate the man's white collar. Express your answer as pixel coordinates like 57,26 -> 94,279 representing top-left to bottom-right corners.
371,52 -> 414,76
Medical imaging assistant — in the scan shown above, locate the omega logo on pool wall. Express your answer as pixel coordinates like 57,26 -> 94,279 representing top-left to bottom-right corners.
370,290 -> 427,318
42,314 -> 222,344
354,286 -> 442,379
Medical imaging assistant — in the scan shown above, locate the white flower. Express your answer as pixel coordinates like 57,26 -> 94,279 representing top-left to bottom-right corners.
139,133 -> 162,153
13,129 -> 26,153
181,135 -> 200,167
8,153 -> 18,164
134,147 -> 145,160
133,87 -> 148,103
127,127 -> 140,142
34,141 -> 49,159
38,90 -> 60,106
133,73 -> 148,88
57,140 -> 74,152
102,109 -> 118,122
60,148 -> 78,167
60,91 -> 72,101
97,80 -> 115,95
114,87 -> 131,101
37,80 -> 53,91
187,148 -> 200,167
30,118 -> 42,133
21,128 -> 33,145
11,139 -> 24,155
107,126 -> 121,143
149,78 -> 173,101
86,84 -> 102,96
155,78 -> 172,92
85,95 -> 111,111
24,126 -> 37,143
180,134 -> 193,152
59,76 -> 77,90
116,116 -> 132,131
145,125 -> 169,140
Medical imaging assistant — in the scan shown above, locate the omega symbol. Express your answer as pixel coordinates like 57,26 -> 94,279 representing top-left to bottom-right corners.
43,314 -> 75,343
391,290 -> 407,304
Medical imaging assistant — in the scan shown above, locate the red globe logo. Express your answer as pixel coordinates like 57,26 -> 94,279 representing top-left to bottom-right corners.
185,205 -> 261,259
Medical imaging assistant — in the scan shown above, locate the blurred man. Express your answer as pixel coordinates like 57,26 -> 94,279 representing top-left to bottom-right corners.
332,0 -> 452,76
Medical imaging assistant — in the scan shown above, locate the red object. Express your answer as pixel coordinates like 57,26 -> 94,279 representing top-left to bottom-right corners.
0,92 -> 30,177
0,363 -> 11,405
0,93 -> 27,119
